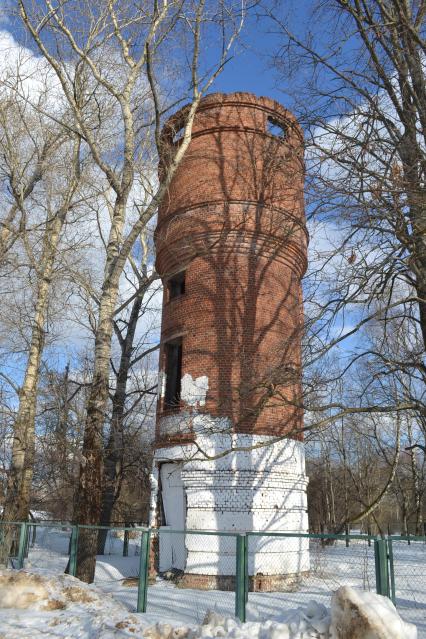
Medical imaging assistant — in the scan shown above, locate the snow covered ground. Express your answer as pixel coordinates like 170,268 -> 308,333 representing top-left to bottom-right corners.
15,525 -> 426,637
0,569 -> 196,638
0,570 -> 417,639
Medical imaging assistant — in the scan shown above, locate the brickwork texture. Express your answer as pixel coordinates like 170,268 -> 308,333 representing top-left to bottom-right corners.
151,93 -> 309,588
155,92 -> 307,441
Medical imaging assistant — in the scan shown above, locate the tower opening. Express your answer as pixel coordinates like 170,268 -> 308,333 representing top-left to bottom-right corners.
167,270 -> 186,300
159,463 -> 187,571
164,338 -> 182,408
267,116 -> 287,139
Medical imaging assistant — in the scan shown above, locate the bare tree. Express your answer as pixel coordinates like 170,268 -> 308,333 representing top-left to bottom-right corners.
32,363 -> 87,520
0,57 -> 92,562
260,0 -> 426,494
17,0 -> 245,581
0,49 -> 61,266
98,225 -> 160,550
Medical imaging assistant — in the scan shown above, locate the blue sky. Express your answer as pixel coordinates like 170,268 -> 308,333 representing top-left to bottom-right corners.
3,2 -> 308,113
200,5 -> 305,109
0,1 -> 365,391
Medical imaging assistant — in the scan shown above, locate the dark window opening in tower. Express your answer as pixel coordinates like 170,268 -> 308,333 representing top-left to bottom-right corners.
164,338 -> 183,408
267,116 -> 287,139
167,271 -> 186,300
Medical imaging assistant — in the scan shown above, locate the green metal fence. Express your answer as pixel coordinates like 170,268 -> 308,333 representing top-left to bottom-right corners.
0,521 -> 27,568
244,531 -> 378,623
0,522 -> 423,634
388,535 -> 426,634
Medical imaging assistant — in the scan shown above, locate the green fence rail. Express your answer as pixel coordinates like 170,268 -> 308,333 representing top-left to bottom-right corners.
0,522 -> 424,633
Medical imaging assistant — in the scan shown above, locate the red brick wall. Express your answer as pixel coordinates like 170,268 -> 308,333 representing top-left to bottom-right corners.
155,93 -> 307,442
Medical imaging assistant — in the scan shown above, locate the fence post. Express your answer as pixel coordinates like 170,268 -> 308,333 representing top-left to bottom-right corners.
374,538 -> 390,598
244,534 -> 249,604
137,530 -> 150,613
69,525 -> 79,577
30,523 -> 37,548
24,523 -> 31,559
235,534 -> 247,622
123,529 -> 129,557
387,538 -> 396,605
17,522 -> 28,569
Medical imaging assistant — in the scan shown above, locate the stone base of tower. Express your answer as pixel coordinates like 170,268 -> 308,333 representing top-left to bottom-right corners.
177,572 -> 310,592
150,425 -> 309,589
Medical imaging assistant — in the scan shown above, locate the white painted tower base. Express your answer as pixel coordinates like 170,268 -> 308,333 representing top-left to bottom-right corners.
150,416 -> 309,587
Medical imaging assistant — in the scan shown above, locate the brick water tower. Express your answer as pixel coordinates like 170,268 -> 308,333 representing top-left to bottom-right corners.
150,93 -> 309,588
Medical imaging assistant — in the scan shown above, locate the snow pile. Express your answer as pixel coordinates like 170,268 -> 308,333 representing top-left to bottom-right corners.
0,569 -> 127,613
330,586 -> 417,639
0,570 -> 51,609
198,606 -> 330,638
0,569 -> 146,637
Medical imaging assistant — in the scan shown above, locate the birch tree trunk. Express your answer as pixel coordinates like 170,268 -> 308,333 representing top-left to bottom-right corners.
0,135 -> 81,565
407,420 -> 423,536
0,211 -> 69,563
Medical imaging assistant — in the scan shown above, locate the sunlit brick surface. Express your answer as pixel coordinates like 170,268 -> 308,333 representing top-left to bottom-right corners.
155,92 -> 307,438
152,93 -> 309,586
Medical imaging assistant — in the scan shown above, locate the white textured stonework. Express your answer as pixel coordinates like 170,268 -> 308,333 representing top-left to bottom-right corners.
150,415 -> 309,579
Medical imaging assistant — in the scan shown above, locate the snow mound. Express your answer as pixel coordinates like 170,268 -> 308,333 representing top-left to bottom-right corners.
198,605 -> 330,638
330,586 -> 417,639
0,569 -> 143,637
0,570 -> 50,609
134,603 -> 330,639
0,568 -> 127,613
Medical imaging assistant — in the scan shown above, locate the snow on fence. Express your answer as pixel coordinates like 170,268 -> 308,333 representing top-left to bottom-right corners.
0,522 -> 424,636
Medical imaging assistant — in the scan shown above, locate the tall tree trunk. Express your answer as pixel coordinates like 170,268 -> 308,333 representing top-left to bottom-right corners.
97,289 -> 144,553
0,212 -> 66,565
73,273 -> 122,581
327,455 -> 336,530
341,421 -> 350,528
399,149 -> 426,353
